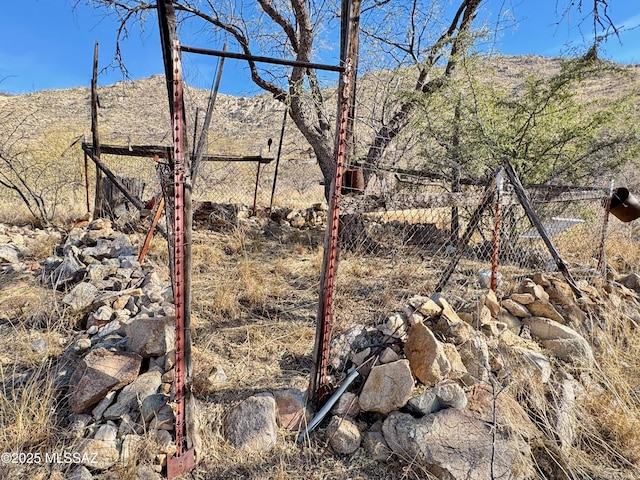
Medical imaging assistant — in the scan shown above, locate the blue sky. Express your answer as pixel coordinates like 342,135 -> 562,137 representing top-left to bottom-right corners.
1,1 -> 638,96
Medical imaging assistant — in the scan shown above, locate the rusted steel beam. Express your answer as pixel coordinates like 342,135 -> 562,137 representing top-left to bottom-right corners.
166,39 -> 196,478
180,45 -> 344,72
310,58 -> 353,404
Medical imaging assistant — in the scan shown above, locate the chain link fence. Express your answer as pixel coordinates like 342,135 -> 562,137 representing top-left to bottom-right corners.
77,75 -> 633,334
332,164 -> 612,336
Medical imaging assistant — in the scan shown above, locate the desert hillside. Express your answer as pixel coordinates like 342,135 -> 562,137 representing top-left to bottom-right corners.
1,55 -> 640,480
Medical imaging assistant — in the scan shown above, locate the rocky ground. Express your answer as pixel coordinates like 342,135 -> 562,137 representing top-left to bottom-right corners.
1,210 -> 640,480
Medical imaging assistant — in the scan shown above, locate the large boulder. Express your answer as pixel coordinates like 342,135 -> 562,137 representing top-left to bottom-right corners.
358,360 -> 414,414
405,323 -> 451,386
125,316 -> 175,357
69,348 -> 142,413
382,408 -> 533,480
523,316 -> 594,366
225,393 -> 278,452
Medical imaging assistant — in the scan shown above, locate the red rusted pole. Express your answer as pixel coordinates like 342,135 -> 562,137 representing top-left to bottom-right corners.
173,43 -> 187,457
167,40 -> 196,478
310,58 -> 353,403
490,168 -> 504,291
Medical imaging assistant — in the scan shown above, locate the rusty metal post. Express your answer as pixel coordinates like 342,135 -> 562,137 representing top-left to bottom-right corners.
137,196 -> 165,264
166,40 -> 196,478
597,180 -> 615,277
310,59 -> 353,403
490,167 -> 504,291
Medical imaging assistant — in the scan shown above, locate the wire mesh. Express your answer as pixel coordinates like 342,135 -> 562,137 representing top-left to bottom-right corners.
329,164 -> 611,376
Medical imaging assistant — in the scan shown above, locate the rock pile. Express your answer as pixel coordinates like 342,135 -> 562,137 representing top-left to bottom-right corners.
0,223 -> 61,273
193,201 -> 327,231
224,272 -> 631,480
40,219 -> 177,478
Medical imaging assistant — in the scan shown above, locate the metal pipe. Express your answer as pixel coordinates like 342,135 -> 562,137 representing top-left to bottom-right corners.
297,368 -> 360,443
269,107 -> 288,211
180,45 -> 344,72
192,43 -> 227,186
252,160 -> 262,216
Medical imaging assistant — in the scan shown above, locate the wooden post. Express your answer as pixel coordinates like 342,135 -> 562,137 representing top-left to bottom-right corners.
138,196 -> 165,264
91,42 -> 102,217
83,150 -> 91,214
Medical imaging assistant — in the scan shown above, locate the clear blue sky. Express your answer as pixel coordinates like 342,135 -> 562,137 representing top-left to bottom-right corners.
1,1 -> 638,96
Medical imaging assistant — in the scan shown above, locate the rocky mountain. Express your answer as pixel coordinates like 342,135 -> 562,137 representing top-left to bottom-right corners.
1,55 -> 637,164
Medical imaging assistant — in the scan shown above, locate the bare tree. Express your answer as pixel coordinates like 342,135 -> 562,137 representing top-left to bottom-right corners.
73,0 -> 618,197
0,110 -> 79,226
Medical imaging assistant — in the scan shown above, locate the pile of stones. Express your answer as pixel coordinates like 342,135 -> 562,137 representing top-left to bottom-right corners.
192,201 -> 327,231
39,219 -> 178,479
0,223 -> 61,273
223,271 -> 640,480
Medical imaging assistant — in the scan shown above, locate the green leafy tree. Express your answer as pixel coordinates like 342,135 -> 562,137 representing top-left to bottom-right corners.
411,56 -> 640,187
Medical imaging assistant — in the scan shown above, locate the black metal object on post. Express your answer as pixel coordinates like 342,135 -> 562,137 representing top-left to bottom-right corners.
610,187 -> 640,222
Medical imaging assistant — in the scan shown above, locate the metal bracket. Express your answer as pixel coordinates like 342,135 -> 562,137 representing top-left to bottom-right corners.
167,448 -> 196,479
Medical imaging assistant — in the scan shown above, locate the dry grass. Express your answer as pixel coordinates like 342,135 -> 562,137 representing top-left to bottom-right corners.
2,194 -> 640,479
